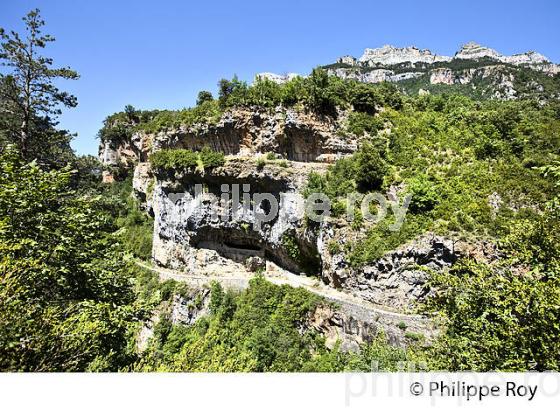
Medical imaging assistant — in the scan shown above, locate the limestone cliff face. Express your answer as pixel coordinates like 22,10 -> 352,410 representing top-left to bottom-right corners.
99,105 -> 463,318
147,155 -> 466,314
151,158 -> 319,275
98,130 -> 151,182
359,45 -> 451,65
153,107 -> 356,162
98,106 -> 358,178
428,65 -> 517,99
319,42 -> 560,100
335,42 -> 559,73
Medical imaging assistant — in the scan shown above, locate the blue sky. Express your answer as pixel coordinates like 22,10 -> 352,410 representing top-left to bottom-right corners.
1,0 -> 559,155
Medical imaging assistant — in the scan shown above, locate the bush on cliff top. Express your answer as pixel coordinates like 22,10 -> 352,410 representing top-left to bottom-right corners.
150,148 -> 225,171
150,149 -> 198,170
98,68 -> 406,142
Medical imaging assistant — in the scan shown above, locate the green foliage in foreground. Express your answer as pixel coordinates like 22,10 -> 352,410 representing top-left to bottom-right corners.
422,168 -> 560,370
0,147 -> 145,371
102,178 -> 154,260
134,276 -> 422,372
150,148 -> 225,171
425,257 -> 560,371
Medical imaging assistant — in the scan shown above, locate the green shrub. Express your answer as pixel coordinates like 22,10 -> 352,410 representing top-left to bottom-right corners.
350,82 -> 382,114
150,149 -> 199,171
404,332 -> 424,342
196,90 -> 213,105
406,174 -> 440,214
347,111 -> 384,136
138,100 -> 223,133
200,146 -> 225,169
327,240 -> 341,255
256,157 -> 266,170
348,214 -> 430,266
355,141 -> 388,192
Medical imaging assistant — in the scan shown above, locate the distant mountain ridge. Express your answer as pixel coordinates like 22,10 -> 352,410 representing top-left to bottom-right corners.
257,42 -> 560,101
338,42 -> 556,70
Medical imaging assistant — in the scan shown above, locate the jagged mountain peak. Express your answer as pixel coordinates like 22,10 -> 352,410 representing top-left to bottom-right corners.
454,41 -> 502,60
337,42 -> 554,67
357,44 -> 451,65
256,42 -> 558,101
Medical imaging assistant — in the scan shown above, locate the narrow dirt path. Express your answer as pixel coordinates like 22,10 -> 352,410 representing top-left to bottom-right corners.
135,260 -> 429,322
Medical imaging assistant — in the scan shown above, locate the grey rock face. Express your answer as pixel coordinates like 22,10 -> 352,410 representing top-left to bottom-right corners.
170,290 -> 211,326
323,42 -> 559,100
359,45 -> 451,65
322,233 -> 460,310
151,159 -> 319,276
307,302 -> 436,351
327,67 -> 424,84
151,107 -> 356,163
132,162 -> 154,211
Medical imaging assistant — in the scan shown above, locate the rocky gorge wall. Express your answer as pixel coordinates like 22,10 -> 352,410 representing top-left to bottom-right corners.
99,107 -> 358,180
149,158 -> 321,276
100,104 -> 469,349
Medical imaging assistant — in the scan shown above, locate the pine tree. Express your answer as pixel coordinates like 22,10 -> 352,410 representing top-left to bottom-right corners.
0,9 -> 78,162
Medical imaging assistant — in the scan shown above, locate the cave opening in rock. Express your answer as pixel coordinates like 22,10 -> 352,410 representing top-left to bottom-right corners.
224,241 -> 262,252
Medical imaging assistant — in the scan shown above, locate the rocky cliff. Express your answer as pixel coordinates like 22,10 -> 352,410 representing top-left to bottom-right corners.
324,43 -> 559,100
99,42 -> 544,349
99,106 -> 452,348
329,41 -> 560,75
264,42 -> 560,101
99,106 -> 357,181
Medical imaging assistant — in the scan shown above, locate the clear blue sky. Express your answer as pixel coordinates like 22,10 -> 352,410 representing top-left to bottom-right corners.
1,0 -> 559,156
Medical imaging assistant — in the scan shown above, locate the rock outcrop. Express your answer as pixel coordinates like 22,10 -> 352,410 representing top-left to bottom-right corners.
100,43 -> 535,348
328,234 -> 458,310
320,42 -> 560,100
343,42 -> 557,70
99,107 -> 357,174
151,158 -> 320,275
100,108 -> 471,341
359,45 -> 451,66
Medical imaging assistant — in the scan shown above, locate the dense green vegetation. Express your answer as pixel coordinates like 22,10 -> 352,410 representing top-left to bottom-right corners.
0,10 -> 155,371
134,276 -> 421,371
306,95 -> 559,265
106,179 -> 154,260
3,9 -> 560,373
322,58 -> 560,101
0,147 -> 142,370
425,257 -> 560,371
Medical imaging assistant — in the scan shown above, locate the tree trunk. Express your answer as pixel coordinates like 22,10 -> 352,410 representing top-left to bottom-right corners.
20,116 -> 28,157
